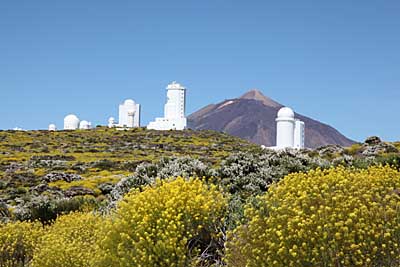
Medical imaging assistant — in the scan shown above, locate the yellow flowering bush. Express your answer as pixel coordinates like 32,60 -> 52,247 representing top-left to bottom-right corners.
226,166 -> 400,267
0,220 -> 43,267
96,177 -> 227,267
31,212 -> 102,267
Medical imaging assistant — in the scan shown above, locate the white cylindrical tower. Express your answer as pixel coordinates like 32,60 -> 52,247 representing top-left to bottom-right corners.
164,81 -> 186,119
276,107 -> 295,148
48,124 -> 57,131
64,114 -> 80,130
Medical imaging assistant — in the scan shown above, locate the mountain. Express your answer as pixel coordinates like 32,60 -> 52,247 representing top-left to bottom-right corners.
188,89 -> 355,148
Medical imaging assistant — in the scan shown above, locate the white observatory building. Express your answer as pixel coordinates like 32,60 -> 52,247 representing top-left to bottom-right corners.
79,120 -> 92,130
64,114 -> 80,130
108,99 -> 141,128
275,107 -> 305,149
63,114 -> 92,130
48,124 -> 57,131
147,81 -> 187,130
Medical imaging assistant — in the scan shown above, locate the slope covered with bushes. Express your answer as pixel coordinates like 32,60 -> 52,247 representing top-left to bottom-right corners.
1,128 -> 400,266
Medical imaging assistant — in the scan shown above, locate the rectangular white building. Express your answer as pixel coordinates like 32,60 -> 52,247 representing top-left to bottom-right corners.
147,81 -> 187,130
118,99 -> 140,128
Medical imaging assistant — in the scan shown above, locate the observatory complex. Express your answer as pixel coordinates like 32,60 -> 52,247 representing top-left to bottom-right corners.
147,81 -> 187,130
274,107 -> 305,149
108,99 -> 141,128
48,84 -> 306,150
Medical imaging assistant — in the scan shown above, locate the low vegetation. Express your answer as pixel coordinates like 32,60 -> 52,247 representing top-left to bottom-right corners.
226,166 -> 400,267
1,128 -> 400,266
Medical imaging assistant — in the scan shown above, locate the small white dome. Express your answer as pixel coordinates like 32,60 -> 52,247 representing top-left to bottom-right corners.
48,124 -> 57,131
124,99 -> 135,106
79,120 -> 90,129
108,117 -> 115,123
167,81 -> 185,90
277,107 -> 295,119
64,114 -> 80,130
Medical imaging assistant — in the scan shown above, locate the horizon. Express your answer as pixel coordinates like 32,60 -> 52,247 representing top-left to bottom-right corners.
1,1 -> 399,142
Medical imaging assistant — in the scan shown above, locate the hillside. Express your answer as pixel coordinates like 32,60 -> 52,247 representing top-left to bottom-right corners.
188,89 -> 355,148
0,128 -> 260,219
0,128 -> 398,223
1,128 -> 400,266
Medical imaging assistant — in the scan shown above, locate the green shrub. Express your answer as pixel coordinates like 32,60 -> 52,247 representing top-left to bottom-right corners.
226,166 -> 400,267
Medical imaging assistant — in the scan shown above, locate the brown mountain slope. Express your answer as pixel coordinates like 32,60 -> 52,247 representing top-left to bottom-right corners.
188,90 -> 355,148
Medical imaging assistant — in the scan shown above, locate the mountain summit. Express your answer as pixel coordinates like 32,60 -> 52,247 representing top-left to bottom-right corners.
188,89 -> 355,148
239,89 -> 281,108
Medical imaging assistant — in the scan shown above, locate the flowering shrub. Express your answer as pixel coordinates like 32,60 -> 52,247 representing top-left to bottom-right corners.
226,166 -> 400,267
31,212 -> 101,267
96,177 -> 226,267
109,156 -> 214,206
219,150 -> 328,198
0,221 -> 43,267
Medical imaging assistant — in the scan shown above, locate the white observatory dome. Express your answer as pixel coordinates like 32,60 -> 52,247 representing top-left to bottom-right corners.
108,117 -> 116,128
79,120 -> 90,130
48,124 -> 57,131
277,107 -> 295,119
64,114 -> 80,130
167,81 -> 185,90
124,99 -> 136,106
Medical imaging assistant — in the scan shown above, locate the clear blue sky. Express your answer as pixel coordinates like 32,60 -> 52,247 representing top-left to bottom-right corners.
0,1 -> 399,142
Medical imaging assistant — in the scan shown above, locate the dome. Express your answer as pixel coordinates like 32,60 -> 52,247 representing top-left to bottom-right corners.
64,114 -> 80,130
124,99 -> 135,106
277,107 -> 295,119
167,81 -> 185,90
108,117 -> 115,123
79,120 -> 90,129
64,114 -> 79,122
48,124 -> 57,131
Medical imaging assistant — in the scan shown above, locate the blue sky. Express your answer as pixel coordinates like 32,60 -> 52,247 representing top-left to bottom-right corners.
0,1 -> 399,142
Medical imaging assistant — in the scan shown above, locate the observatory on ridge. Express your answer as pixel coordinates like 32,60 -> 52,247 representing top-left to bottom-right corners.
108,99 -> 141,128
274,107 -> 305,149
63,114 -> 92,130
147,81 -> 187,131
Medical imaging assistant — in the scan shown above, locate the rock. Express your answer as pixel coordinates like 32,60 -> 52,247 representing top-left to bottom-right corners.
42,173 -> 83,183
362,143 -> 398,156
64,186 -> 95,197
364,136 -> 382,146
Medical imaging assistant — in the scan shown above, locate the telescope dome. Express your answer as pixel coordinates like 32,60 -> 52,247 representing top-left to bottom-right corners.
48,124 -> 56,131
79,120 -> 90,129
277,107 -> 295,119
124,99 -> 135,106
64,114 -> 80,130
